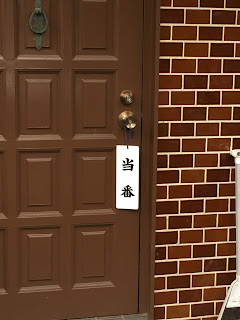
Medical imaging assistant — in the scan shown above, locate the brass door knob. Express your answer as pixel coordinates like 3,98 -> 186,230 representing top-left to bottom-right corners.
120,90 -> 134,105
118,111 -> 137,129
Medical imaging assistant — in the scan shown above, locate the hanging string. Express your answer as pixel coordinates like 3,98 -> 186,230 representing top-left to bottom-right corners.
124,125 -> 129,149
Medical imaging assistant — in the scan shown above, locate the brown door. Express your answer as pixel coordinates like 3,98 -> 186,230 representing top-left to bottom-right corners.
0,1 -> 143,319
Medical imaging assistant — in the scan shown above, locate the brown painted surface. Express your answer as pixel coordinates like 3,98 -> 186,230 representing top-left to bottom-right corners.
0,1 -> 144,319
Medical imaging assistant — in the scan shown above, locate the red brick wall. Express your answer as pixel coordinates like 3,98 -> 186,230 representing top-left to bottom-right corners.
156,1 -> 240,319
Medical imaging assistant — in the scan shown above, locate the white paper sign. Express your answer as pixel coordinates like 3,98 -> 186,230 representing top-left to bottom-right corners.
116,145 -> 139,210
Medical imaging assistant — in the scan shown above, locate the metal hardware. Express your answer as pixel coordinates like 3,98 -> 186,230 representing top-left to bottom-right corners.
118,111 -> 137,130
29,0 -> 48,50
120,90 -> 134,105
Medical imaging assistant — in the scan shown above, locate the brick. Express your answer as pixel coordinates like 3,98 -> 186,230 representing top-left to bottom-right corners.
222,92 -> 240,104
207,138 -> 231,152
206,199 -> 228,212
169,185 -> 192,199
155,261 -> 177,275
226,0 -> 240,8
158,123 -> 169,137
194,214 -> 217,228
194,184 -> 217,198
157,201 -> 179,215
167,305 -> 190,319
170,155 -> 193,168
186,9 -> 210,24
219,183 -> 235,197
201,0 -> 224,7
181,170 -> 205,183
192,274 -> 215,287
204,258 -> 227,272
222,123 -> 240,136
158,108 -> 181,121
208,107 -> 232,120
217,243 -> 236,256
161,0 -> 171,5
155,247 -> 166,260
155,291 -> 177,305
181,200 -> 203,213
171,123 -> 194,136
158,91 -> 169,105
174,0 -> 198,6
156,231 -> 178,245
211,43 -> 234,57
179,261 -> 202,275
173,26 -> 197,40
220,153 -> 234,167
199,27 -> 223,40
196,123 -> 219,136
158,139 -> 180,152
159,59 -> 170,73
179,289 -> 202,303
155,277 -> 165,290
156,216 -> 167,229
195,154 -> 218,167
154,307 -> 165,320
230,199 -> 235,211
180,230 -> 203,244
184,75 -> 208,89
169,216 -> 192,229
217,272 -> 235,285
169,245 -> 191,259
229,257 -> 236,270
230,228 -> 236,241
157,156 -> 167,168
159,75 -> 182,89
183,107 -> 206,121
224,60 -> 240,73
167,275 -> 190,289
235,76 -> 240,88
172,59 -> 196,73
212,10 -> 236,24
205,229 -> 228,242
204,288 -> 226,301
210,75 -> 233,89
233,138 -> 240,149
171,91 -> 195,105
218,214 -> 236,227
197,91 -> 220,105
207,169 -> 230,182
193,244 -> 216,258
182,139 -> 206,152
234,107 -> 240,120
198,59 -> 221,73
160,43 -> 183,57
160,9 -> 184,23
185,43 -> 209,57
225,27 -> 240,41
157,171 -> 179,184
160,26 -> 171,40
191,303 -> 214,317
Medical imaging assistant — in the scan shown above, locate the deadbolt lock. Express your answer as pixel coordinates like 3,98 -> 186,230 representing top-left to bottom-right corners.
120,90 -> 134,105
118,111 -> 137,130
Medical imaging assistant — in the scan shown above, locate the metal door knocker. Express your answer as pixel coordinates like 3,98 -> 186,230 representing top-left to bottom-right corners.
29,0 -> 48,50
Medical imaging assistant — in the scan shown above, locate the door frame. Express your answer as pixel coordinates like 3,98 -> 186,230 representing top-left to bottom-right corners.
138,0 -> 160,319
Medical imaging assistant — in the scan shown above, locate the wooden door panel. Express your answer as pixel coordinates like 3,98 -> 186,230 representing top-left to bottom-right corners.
0,153 -> 5,216
0,71 -> 6,139
18,151 -> 61,216
73,224 -> 113,286
0,229 -> 6,293
19,227 -> 61,291
17,0 -> 62,57
17,71 -> 61,137
74,72 -> 115,135
74,0 -> 115,56
74,150 -> 114,211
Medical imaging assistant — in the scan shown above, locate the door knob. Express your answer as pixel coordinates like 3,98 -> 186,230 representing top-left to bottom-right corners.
118,111 -> 137,129
120,90 -> 134,105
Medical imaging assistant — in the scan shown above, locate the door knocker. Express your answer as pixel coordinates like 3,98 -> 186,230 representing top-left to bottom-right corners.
29,0 -> 48,50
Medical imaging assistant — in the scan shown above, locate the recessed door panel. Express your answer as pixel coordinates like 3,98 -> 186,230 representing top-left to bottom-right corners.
0,230 -> 6,293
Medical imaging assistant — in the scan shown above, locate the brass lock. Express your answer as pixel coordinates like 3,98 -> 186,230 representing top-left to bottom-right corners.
120,90 -> 134,105
118,111 -> 137,129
